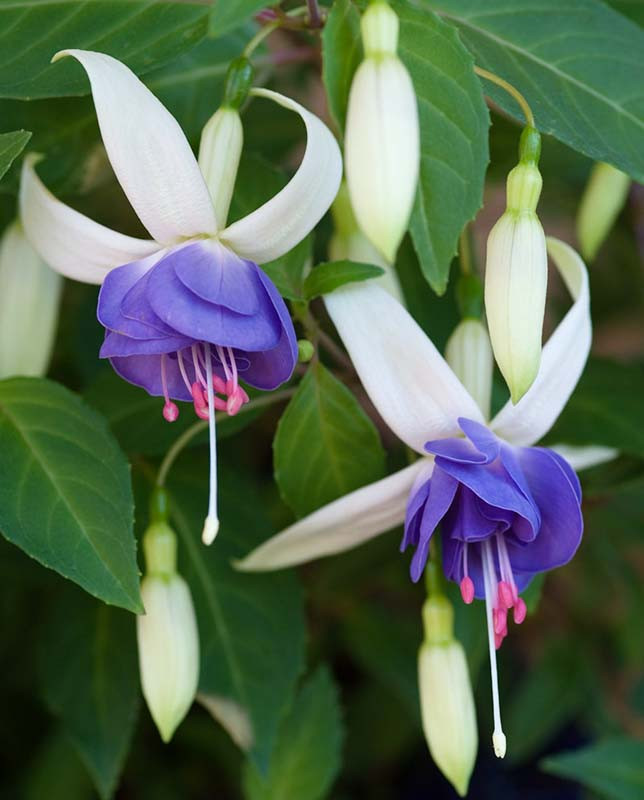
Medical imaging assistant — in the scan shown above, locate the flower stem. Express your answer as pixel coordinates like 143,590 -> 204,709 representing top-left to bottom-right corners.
156,389 -> 295,488
474,66 -> 535,128
306,0 -> 324,28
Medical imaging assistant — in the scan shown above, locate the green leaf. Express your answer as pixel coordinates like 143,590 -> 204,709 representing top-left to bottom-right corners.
544,359 -> 644,457
0,378 -> 142,613
40,591 -> 140,799
0,1 -> 209,100
426,0 -> 644,182
0,130 -> 30,182
84,369 -> 262,457
541,738 -> 644,800
607,1 -> 644,27
303,259 -> 384,300
229,153 -> 312,300
322,0 -> 363,134
243,667 -> 344,800
210,0 -> 264,36
393,1 -> 489,294
168,462 -> 306,771
274,363 -> 387,518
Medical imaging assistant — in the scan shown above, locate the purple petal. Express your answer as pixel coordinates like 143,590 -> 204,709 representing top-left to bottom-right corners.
401,478 -> 431,551
507,447 -> 583,573
410,468 -> 458,582
100,330 -> 193,358
110,351 -> 193,402
443,486 -> 499,542
173,242 -> 261,316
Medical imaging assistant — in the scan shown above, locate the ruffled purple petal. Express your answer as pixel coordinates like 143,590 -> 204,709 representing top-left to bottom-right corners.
110,351 -> 193,402
507,447 -> 583,572
100,330 -> 193,358
409,469 -> 458,582
443,485 -> 499,543
402,478 -> 432,551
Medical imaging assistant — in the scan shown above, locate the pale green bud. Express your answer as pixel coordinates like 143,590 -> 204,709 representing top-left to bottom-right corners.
445,319 -> 493,420
137,572 -> 200,742
484,160 -> 547,404
198,107 -> 243,229
576,162 -> 630,261
329,182 -> 404,301
345,3 -> 419,264
419,596 -> 477,797
0,220 -> 62,379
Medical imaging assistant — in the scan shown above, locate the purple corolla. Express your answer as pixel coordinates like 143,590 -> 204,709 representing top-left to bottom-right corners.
20,49 -> 342,543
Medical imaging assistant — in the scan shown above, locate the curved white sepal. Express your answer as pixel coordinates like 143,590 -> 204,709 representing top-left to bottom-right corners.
54,50 -> 216,243
20,155 -> 159,284
491,237 -> 591,446
220,88 -> 342,264
235,460 -> 429,571
325,284 -> 484,454
0,221 -> 62,378
549,444 -> 618,472
198,694 -> 254,751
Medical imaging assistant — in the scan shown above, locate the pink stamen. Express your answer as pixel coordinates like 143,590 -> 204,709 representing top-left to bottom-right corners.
460,576 -> 475,604
498,581 -> 514,610
494,631 -> 505,650
163,401 -> 179,422
177,350 -> 193,394
226,391 -> 244,416
227,346 -> 238,388
213,396 -> 227,411
513,597 -> 527,624
493,606 -> 508,636
213,374 -> 227,394
191,382 -> 209,419
192,344 -> 207,387
216,344 -> 232,382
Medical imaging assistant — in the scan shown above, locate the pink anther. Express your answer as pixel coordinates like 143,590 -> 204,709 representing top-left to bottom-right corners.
460,576 -> 475,604
513,597 -> 527,624
498,581 -> 514,609
494,631 -> 505,650
493,606 -> 508,637
212,374 -> 227,394
163,401 -> 179,422
213,396 -> 228,411
191,382 -> 209,419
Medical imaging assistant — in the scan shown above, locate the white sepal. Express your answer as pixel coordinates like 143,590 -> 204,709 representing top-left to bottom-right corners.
484,194 -> 547,404
137,574 -> 200,742
235,460 -> 430,571
198,107 -> 243,229
345,55 -> 419,263
0,221 -> 62,378
576,162 -> 630,261
198,694 -> 254,751
54,50 -> 217,243
20,155 -> 158,284
220,88 -> 342,264
491,237 -> 591,447
325,283 -> 483,454
445,319 -> 493,421
550,444 -> 618,472
418,638 -> 478,797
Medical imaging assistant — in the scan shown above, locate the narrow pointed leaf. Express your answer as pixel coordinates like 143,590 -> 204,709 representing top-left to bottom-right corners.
0,130 -> 30,182
0,378 -> 142,612
303,260 -> 384,300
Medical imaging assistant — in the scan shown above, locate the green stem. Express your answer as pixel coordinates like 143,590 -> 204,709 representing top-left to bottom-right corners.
474,65 -> 535,128
156,389 -> 295,487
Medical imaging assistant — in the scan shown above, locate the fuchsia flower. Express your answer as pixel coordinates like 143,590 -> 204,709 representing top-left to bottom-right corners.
238,238 -> 615,755
21,50 -> 342,543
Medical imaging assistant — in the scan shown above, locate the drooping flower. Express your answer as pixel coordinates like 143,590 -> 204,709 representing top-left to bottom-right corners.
21,50 -> 342,543
0,221 -> 62,378
485,127 -> 547,404
344,0 -> 420,264
237,237 -> 613,754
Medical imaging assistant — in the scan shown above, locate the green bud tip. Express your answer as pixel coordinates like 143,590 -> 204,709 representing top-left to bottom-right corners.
297,339 -> 315,362
143,520 -> 178,577
422,595 -> 454,646
149,486 -> 169,522
519,126 -> 541,165
456,273 -> 483,320
223,57 -> 254,110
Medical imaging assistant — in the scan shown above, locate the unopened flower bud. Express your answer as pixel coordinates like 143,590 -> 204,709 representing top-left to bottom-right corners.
329,181 -> 404,301
485,127 -> 547,404
0,220 -> 62,379
418,596 -> 477,797
137,521 -> 199,742
446,318 -> 493,420
576,162 -> 630,261
297,339 -> 315,362
198,107 -> 243,228
345,1 -> 419,264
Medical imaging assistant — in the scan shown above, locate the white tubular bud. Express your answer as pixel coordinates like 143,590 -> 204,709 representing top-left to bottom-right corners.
137,573 -> 200,742
576,162 -> 630,262
0,220 -> 62,379
484,158 -> 547,404
345,1 -> 420,264
445,319 -> 493,420
329,181 -> 404,301
419,596 -> 477,797
198,107 -> 243,229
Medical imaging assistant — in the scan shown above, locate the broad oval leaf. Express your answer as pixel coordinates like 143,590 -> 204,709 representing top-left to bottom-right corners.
210,0 -> 265,36
0,377 -> 142,612
0,130 -> 30,182
40,589 -> 140,800
274,362 -> 387,518
303,259 -> 384,300
426,0 -> 644,182
0,1 -> 209,100
243,667 -> 344,800
168,462 -> 306,771
394,0 -> 490,294
322,0 -> 363,134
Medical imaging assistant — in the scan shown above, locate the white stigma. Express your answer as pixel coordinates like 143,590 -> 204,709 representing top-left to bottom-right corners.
202,343 -> 219,545
482,540 -> 507,759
